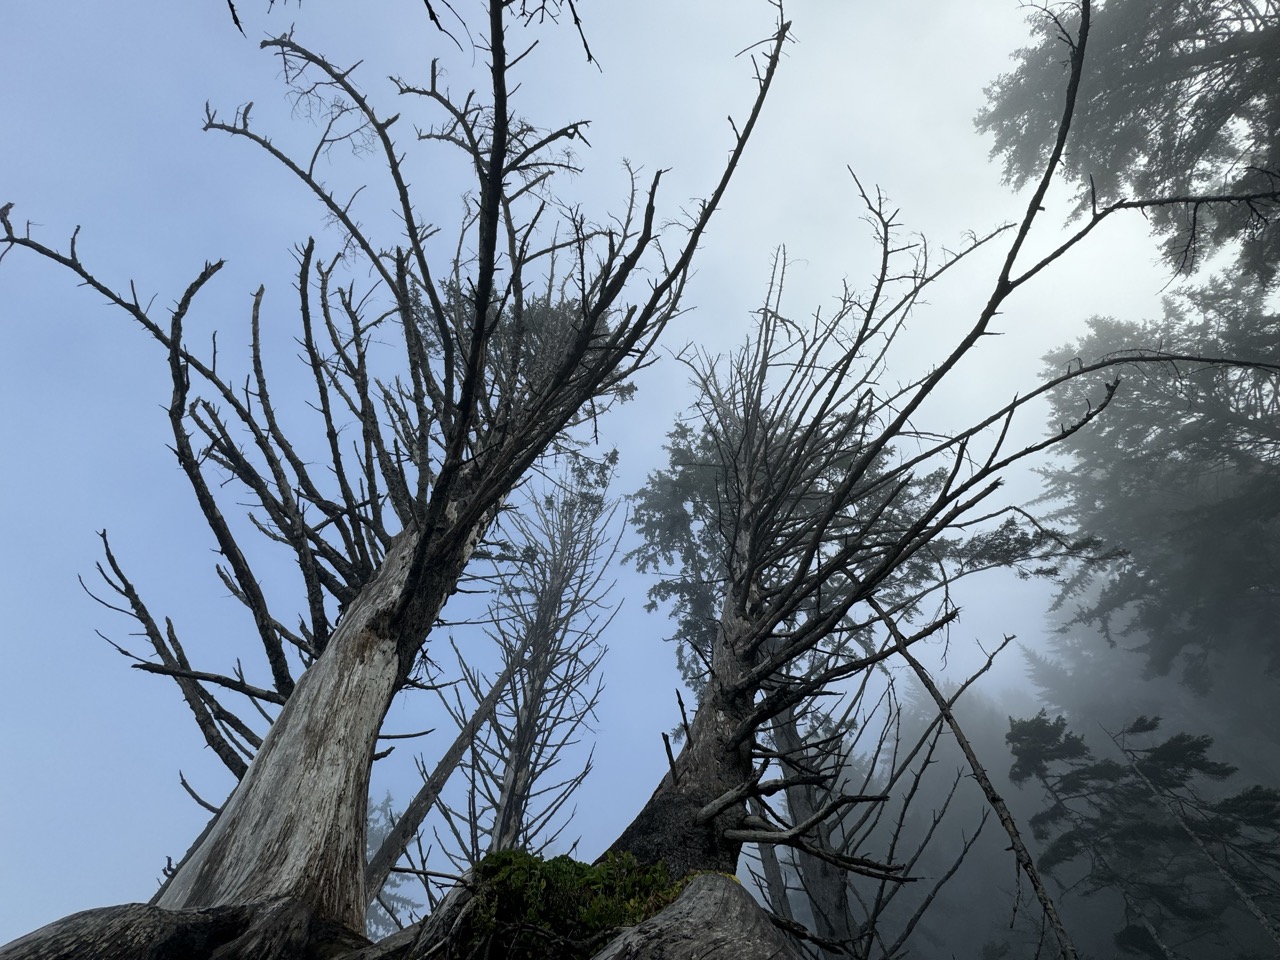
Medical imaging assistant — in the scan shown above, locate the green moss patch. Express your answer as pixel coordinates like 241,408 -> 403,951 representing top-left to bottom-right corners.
453,850 -> 684,959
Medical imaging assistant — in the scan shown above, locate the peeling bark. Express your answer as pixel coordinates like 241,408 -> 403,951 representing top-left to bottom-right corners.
154,528 -> 480,934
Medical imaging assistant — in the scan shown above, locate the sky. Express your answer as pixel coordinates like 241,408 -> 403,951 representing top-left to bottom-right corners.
0,0 -> 1178,943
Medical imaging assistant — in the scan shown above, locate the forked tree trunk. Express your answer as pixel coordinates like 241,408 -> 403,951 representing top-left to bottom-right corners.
2,494 -> 798,960
0,877 -> 804,960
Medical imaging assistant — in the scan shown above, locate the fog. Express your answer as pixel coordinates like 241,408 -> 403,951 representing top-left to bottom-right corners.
2,2 -> 1277,957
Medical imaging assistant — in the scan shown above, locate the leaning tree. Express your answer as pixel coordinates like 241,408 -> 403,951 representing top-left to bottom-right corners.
3,2 -> 1280,958
2,2 -> 790,954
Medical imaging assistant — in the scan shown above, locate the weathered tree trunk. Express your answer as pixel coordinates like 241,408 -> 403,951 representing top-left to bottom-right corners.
0,900 -> 370,960
155,514 -> 487,940
0,875 -> 805,960
589,874 -> 805,960
153,533 -> 421,929
0,530 -> 486,960
0,903 -> 255,960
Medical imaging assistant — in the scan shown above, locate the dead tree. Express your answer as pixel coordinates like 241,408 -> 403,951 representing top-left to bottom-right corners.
611,8 -> 1280,959
431,458 -> 617,869
357,455 -> 618,924
746,677 -> 994,958
0,3 -> 789,955
625,241 -> 1075,953
4,2 -> 1280,958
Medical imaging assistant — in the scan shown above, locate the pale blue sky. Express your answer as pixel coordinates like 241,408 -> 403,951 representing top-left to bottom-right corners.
0,0 -> 1172,942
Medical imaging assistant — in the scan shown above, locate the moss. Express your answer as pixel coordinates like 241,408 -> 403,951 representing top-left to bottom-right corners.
453,850 -> 685,959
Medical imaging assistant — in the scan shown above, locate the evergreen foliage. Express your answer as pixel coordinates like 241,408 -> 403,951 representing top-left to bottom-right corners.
1008,711 -> 1280,957
1038,275 -> 1280,691
978,0 -> 1280,284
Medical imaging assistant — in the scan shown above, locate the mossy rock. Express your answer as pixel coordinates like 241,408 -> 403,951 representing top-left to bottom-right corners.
452,850 -> 685,959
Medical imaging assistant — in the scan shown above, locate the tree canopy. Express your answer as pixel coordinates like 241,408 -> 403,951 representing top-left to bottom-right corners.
1038,274 -> 1280,690
1009,712 -> 1280,957
978,0 -> 1280,283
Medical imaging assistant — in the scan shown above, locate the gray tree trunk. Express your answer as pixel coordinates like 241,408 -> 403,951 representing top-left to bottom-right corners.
0,900 -> 370,960
153,533 -> 423,930
590,874 -> 805,960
